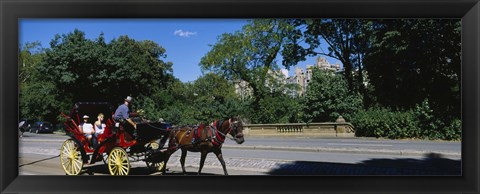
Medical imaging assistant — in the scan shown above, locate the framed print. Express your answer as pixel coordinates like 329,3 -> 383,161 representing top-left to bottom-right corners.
1,0 -> 479,193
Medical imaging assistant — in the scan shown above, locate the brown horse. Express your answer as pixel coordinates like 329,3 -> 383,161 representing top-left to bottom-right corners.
163,116 -> 245,175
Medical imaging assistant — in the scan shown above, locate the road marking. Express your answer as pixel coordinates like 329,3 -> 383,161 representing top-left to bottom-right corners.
327,143 -> 393,147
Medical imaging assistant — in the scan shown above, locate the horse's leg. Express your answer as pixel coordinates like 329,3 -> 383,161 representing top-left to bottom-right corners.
214,148 -> 228,175
161,152 -> 171,175
180,148 -> 188,174
198,151 -> 208,175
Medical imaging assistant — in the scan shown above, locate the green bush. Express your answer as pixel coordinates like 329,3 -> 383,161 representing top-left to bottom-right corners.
351,107 -> 419,139
351,99 -> 461,140
442,119 -> 461,140
412,99 -> 460,140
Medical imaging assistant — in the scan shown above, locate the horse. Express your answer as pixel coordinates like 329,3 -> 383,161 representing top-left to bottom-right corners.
162,116 -> 245,175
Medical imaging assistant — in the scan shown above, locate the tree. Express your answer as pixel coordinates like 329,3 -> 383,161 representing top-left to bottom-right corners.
364,19 -> 461,121
19,41 -> 44,84
302,68 -> 363,122
19,41 -> 48,121
22,29 -> 174,123
284,19 -> 371,93
200,19 -> 302,123
201,20 -> 297,102
38,29 -> 173,103
191,73 -> 241,122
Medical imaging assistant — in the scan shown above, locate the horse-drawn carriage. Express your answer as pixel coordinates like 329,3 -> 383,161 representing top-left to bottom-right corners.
59,102 -> 171,175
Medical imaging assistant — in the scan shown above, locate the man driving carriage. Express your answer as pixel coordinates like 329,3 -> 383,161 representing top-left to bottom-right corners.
114,96 -> 170,148
114,96 -> 138,139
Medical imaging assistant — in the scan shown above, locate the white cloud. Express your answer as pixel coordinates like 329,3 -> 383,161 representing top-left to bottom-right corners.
173,29 -> 197,38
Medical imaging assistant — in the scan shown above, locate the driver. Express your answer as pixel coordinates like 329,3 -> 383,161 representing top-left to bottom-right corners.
114,96 -> 137,139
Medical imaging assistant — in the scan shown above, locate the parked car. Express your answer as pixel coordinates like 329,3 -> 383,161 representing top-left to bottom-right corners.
30,121 -> 54,133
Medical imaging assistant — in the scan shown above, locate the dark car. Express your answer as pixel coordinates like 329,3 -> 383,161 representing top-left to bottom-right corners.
30,121 -> 54,133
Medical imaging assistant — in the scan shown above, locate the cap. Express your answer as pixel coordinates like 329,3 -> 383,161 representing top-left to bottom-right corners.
125,96 -> 133,102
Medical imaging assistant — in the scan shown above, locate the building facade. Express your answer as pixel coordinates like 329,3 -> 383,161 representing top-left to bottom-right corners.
234,57 -> 343,97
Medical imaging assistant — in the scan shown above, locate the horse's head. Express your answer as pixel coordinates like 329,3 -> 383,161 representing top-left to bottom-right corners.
228,116 -> 245,144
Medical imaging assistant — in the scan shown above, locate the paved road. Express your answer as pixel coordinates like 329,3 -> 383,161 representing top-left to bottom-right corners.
18,132 -> 461,175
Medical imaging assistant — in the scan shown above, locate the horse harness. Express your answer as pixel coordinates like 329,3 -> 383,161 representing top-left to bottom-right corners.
193,120 -> 233,146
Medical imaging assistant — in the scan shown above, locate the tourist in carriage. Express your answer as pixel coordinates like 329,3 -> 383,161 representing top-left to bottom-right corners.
94,113 -> 106,135
114,96 -> 138,139
79,115 -> 97,149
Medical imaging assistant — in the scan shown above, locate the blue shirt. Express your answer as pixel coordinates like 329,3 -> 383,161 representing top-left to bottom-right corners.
114,104 -> 129,120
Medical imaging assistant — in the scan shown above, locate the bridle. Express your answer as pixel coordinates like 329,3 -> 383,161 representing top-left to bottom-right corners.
215,119 -> 243,141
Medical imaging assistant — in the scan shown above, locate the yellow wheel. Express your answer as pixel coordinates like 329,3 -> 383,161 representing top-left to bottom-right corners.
146,160 -> 165,172
60,139 -> 83,175
145,142 -> 164,172
107,147 -> 130,175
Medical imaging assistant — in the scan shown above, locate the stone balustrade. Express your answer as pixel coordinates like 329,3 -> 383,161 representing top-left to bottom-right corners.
242,121 -> 355,137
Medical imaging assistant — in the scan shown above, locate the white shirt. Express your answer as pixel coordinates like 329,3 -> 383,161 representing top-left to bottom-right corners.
81,123 -> 94,134
95,123 -> 106,134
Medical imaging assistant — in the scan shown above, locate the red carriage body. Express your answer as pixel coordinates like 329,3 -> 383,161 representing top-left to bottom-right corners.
60,102 -> 170,175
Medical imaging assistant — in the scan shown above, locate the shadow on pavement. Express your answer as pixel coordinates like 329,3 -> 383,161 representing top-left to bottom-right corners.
83,165 -> 217,176
83,165 -> 161,175
267,153 -> 461,175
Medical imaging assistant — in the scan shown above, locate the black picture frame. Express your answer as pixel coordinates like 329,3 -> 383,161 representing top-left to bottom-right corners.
1,0 -> 478,193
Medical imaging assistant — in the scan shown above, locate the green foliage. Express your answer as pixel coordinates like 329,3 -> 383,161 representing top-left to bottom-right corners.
19,41 -> 45,84
191,73 -> 240,123
246,94 -> 301,124
200,19 -> 298,106
413,99 -> 461,140
351,107 -> 419,139
19,81 -> 62,122
302,68 -> 363,123
38,30 -> 173,103
20,29 -> 173,124
351,99 -> 461,140
442,119 -> 461,140
364,19 -> 461,121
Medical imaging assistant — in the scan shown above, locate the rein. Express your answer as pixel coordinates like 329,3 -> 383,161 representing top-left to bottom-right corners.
214,120 -> 238,141
144,122 -> 169,131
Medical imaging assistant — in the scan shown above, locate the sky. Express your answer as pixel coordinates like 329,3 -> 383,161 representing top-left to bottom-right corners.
19,19 -> 340,83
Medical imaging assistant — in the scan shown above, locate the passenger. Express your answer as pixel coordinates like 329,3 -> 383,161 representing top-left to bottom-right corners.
94,113 -> 106,136
114,96 -> 137,139
79,115 -> 97,149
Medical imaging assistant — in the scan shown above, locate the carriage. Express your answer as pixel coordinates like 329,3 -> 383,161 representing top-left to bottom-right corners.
59,102 -> 171,175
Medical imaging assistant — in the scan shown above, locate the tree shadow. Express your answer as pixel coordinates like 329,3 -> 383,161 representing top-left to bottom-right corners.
83,165 -> 217,176
267,153 -> 461,175
83,165 -> 163,175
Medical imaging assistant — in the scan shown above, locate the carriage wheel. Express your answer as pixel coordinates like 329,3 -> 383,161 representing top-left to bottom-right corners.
107,147 -> 130,175
60,139 -> 84,175
146,160 -> 165,172
144,142 -> 164,172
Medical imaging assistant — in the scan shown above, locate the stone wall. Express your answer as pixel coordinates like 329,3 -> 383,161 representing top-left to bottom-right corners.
242,122 -> 355,137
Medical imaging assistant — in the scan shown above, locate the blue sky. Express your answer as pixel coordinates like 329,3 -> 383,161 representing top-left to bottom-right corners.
19,19 -> 340,82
